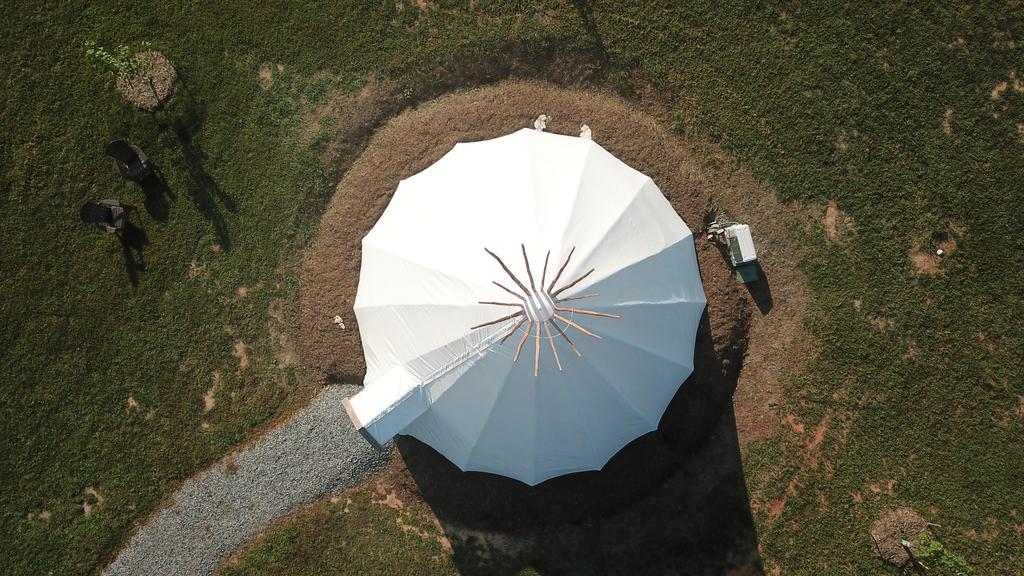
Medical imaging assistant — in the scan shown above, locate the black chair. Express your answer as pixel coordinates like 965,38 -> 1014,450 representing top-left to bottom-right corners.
80,199 -> 133,234
105,140 -> 154,182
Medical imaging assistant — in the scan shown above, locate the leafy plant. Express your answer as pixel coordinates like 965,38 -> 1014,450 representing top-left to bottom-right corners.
901,534 -> 974,576
84,41 -> 148,84
84,40 -> 158,100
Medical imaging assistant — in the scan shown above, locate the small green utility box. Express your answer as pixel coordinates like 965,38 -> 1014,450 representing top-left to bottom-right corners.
734,263 -> 760,283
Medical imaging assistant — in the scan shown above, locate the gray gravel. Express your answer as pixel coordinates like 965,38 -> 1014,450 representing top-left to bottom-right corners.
104,384 -> 389,576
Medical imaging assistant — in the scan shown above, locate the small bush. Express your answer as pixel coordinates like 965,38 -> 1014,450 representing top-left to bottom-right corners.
901,534 -> 973,576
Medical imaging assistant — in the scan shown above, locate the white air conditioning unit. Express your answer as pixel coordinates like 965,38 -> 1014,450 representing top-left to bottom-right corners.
724,224 -> 757,266
707,217 -> 759,283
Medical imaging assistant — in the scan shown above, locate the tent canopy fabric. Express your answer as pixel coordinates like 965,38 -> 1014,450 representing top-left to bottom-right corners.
344,128 -> 707,485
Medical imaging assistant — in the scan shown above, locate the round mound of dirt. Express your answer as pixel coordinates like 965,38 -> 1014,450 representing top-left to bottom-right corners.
870,507 -> 929,567
116,51 -> 177,111
297,79 -> 757,525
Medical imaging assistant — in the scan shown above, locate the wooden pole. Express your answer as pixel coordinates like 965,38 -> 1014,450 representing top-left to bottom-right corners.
485,248 -> 530,294
492,281 -> 525,301
500,317 -> 526,344
514,322 -> 531,362
547,246 -> 575,292
544,321 -> 562,370
534,323 -> 541,377
553,313 -> 602,339
552,268 -> 595,298
540,250 -> 550,289
471,310 -> 523,330
521,244 -> 536,292
556,293 -> 597,303
554,306 -> 620,319
548,319 -> 582,357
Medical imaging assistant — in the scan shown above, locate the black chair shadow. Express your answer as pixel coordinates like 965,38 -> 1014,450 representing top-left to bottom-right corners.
118,218 -> 149,287
138,164 -> 175,221
399,314 -> 763,575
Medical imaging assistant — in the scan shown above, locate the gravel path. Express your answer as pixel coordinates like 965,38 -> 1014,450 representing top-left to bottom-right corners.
104,384 -> 389,576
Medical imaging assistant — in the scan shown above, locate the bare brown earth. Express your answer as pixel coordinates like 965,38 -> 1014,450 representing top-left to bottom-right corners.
706,150 -> 812,444
257,62 -> 285,90
909,228 -> 959,276
116,51 -> 177,112
823,199 -> 854,243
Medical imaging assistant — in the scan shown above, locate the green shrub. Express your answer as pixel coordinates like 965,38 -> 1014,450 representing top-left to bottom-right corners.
902,534 -> 973,576
83,40 -> 151,87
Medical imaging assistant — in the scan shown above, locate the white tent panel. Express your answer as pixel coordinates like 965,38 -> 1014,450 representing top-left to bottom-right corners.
567,358 -> 655,458
401,346 -> 515,466
530,352 -> 598,476
355,302 -> 498,385
445,361 -> 538,479
521,133 -> 594,251
564,179 -> 690,291
345,128 -> 708,485
574,333 -> 692,429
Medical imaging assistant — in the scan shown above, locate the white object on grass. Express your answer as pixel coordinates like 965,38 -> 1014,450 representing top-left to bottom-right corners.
333,315 -> 345,329
533,114 -> 550,131
344,128 -> 707,485
580,124 -> 592,139
724,224 -> 757,266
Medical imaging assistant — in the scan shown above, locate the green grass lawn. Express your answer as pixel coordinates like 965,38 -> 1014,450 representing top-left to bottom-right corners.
2,1 -> 1022,575
220,485 -> 460,576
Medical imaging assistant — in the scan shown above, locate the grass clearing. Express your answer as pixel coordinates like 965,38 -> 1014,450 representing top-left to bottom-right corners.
2,1 -> 1022,575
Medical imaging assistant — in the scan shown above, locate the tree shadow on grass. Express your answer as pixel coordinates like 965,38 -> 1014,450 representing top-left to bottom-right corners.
571,0 -> 610,69
399,314 -> 763,575
157,75 -> 236,251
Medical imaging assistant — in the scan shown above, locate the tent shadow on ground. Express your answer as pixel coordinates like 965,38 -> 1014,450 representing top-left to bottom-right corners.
398,313 -> 763,574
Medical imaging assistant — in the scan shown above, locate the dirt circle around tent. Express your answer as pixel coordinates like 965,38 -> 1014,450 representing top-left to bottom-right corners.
297,79 -> 806,529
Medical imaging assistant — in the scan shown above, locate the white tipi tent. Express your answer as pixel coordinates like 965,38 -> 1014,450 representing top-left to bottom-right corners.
343,127 -> 707,485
